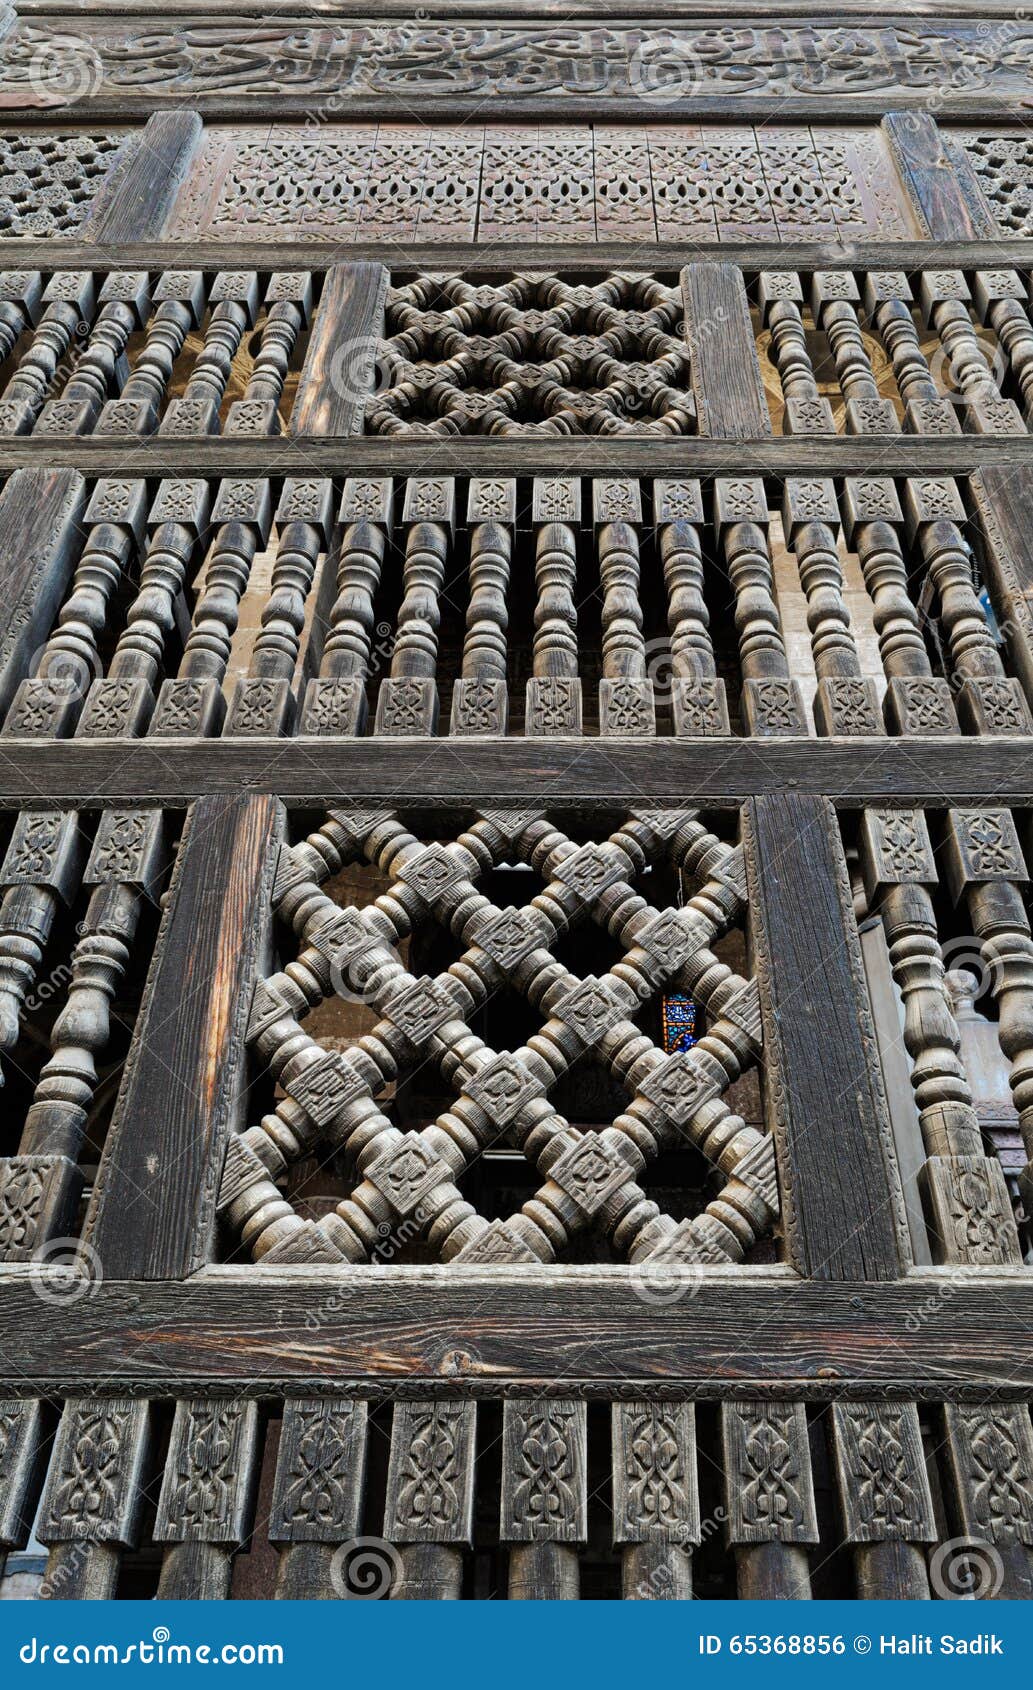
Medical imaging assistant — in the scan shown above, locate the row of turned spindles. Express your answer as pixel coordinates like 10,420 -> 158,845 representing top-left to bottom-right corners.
0,269 -> 314,437
4,1394 -> 1031,1600
758,267 -> 1033,437
2,470 -> 1027,744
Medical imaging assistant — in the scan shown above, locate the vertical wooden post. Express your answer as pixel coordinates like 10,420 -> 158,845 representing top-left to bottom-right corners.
82,794 -> 284,1278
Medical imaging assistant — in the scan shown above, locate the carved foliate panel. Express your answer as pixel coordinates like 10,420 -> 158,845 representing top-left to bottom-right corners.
270,1400 -> 368,1543
154,1400 -> 259,1544
384,1402 -> 477,1545
721,1402 -> 819,1545
501,1400 -> 587,1543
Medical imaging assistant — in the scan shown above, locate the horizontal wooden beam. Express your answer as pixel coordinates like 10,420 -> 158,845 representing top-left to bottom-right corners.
0,1267 -> 1029,1399
1,238 -> 1030,272
0,735 -> 1029,809
0,436 -> 1019,478
14,2 -> 1022,18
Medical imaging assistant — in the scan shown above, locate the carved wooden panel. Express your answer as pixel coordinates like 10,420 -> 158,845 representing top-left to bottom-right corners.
958,130 -> 1033,238
0,132 -> 125,236
165,122 -> 916,245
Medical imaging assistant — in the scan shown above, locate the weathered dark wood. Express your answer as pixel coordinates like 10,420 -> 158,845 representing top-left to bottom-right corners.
0,468 -> 85,719
881,112 -> 997,240
81,111 -> 203,242
744,794 -> 910,1280
0,737 -> 1033,809
683,263 -> 771,439
0,1269 -> 1031,1398
291,263 -> 388,438
81,794 -> 283,1278
971,469 -> 1033,712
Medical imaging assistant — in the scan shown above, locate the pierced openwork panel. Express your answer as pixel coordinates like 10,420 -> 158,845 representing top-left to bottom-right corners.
0,133 -> 124,237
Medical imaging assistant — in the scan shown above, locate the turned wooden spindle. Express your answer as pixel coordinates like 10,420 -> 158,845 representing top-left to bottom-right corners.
972,269 -> 1033,425
150,478 -> 272,738
757,271 -> 836,436
35,273 -> 150,436
594,478 -> 654,736
300,477 -> 393,737
721,1401 -> 817,1599
385,1403 -> 475,1600
374,477 -> 453,736
450,476 -> 514,736
943,807 -> 1033,1222
526,477 -> 583,735
271,1399 -> 369,1600
226,477 -> 335,737
612,1402 -> 699,1600
654,478 -> 730,735
0,271 -> 95,434
783,477 -> 881,735
859,807 -> 1022,1263
840,477 -> 959,736
903,477 -> 1032,734
918,270 -> 1024,436
714,477 -> 806,735
161,270 -> 260,435
502,1400 -> 585,1600
37,1400 -> 152,1600
1,810 -> 166,1261
76,479 -> 212,739
810,271 -> 898,434
225,272 -> 313,436
3,478 -> 148,740
830,1404 -> 934,1599
96,270 -> 207,434
0,812 -> 83,1076
155,1401 -> 260,1600
0,270 -> 42,371
864,271 -> 961,436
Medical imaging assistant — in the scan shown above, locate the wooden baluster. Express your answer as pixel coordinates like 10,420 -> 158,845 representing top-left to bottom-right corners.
150,479 -> 271,738
943,807 -> 1033,1220
0,812 -> 83,1079
35,273 -> 150,436
783,477 -> 881,735
714,477 -> 807,735
757,271 -> 836,436
919,269 -> 1025,435
721,1401 -> 817,1598
384,1402 -> 476,1600
301,477 -> 393,737
903,478 -> 1032,734
594,478 -> 655,736
161,270 -> 259,436
0,271 -> 42,377
155,1401 -> 261,1599
77,479 -> 211,739
810,272 -> 898,434
655,478 -> 730,735
942,1403 -> 1033,1599
526,478 -> 583,735
36,1399 -> 152,1599
0,810 -> 165,1261
0,1401 -> 46,1583
4,478 -> 148,740
450,476 -> 513,737
0,271 -> 95,434
225,272 -> 313,436
612,1402 -> 698,1600
374,478 -> 453,736
841,477 -> 960,736
864,271 -> 961,436
271,1399 -> 368,1599
858,808 -> 1021,1264
97,269 -> 206,435
973,270 -> 1033,425
502,1399 -> 586,1600
830,1404 -> 934,1599
227,477 -> 334,737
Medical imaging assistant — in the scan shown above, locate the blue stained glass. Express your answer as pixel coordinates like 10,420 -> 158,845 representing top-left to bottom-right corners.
661,993 -> 698,1053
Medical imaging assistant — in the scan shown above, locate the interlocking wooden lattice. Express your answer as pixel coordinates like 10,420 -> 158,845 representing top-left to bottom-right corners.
0,0 -> 1031,1608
